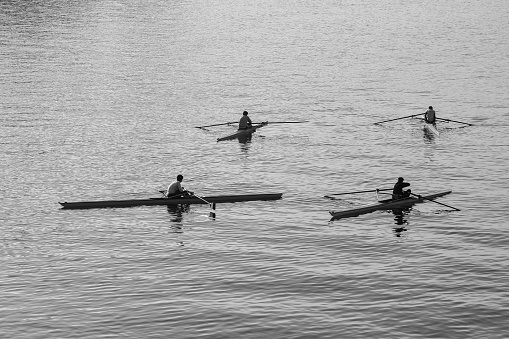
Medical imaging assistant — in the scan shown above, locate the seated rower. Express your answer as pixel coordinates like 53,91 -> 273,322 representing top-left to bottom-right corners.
393,177 -> 411,200
166,174 -> 193,198
424,106 -> 436,124
238,111 -> 252,130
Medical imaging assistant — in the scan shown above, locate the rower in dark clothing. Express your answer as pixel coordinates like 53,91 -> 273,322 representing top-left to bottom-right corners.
393,177 -> 411,199
424,106 -> 436,124
238,111 -> 253,130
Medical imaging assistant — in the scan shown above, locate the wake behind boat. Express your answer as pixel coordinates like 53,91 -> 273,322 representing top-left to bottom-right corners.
60,193 -> 283,209
329,191 -> 452,220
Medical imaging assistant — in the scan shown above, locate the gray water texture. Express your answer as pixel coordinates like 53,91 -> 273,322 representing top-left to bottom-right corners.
1,1 -> 509,338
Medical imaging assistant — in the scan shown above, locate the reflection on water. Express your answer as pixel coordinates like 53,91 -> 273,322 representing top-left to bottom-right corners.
2,0 -> 508,337
238,136 -> 252,154
167,204 -> 190,229
423,127 -> 436,143
237,133 -> 252,144
392,208 -> 409,237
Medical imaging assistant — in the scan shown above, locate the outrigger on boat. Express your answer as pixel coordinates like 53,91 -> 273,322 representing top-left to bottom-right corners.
329,191 -> 452,220
217,122 -> 268,142
59,193 -> 283,209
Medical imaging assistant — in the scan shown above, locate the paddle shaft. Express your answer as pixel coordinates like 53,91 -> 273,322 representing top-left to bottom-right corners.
251,121 -> 308,124
191,193 -> 211,205
195,121 -> 235,129
188,193 -> 216,218
436,117 -> 473,126
327,188 -> 393,196
374,113 -> 423,124
410,193 -> 460,211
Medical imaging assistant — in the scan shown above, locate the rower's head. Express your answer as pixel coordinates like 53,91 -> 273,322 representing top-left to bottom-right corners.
429,106 -> 433,110
177,174 -> 183,182
398,177 -> 404,182
243,111 -> 248,116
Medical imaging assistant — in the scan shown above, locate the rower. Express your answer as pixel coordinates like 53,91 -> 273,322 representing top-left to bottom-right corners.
393,177 -> 411,200
238,111 -> 253,130
166,174 -> 193,198
424,106 -> 436,124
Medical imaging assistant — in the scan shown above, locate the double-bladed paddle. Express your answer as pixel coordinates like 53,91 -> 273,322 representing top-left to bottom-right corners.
410,192 -> 460,211
374,113 -> 423,124
436,117 -> 473,126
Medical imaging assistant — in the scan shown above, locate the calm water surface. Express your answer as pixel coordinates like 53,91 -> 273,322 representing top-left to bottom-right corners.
1,0 -> 508,338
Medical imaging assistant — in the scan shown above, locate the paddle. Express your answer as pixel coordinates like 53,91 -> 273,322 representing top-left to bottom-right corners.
190,192 -> 211,204
251,121 -> 309,124
195,122 -> 236,129
374,113 -> 423,124
190,193 -> 217,218
436,117 -> 473,126
410,192 -> 460,211
324,188 -> 392,199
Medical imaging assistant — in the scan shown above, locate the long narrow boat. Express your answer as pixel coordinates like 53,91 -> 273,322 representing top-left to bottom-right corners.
217,122 -> 267,142
60,193 -> 283,209
423,121 -> 440,136
329,191 -> 452,220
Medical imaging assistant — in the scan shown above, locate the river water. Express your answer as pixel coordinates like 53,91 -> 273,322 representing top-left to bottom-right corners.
1,0 -> 508,338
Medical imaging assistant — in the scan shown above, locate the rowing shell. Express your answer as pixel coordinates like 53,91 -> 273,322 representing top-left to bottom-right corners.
217,122 -> 267,142
329,191 -> 452,220
423,121 -> 439,136
59,193 -> 283,209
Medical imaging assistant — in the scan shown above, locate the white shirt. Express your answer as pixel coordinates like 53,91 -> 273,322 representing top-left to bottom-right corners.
166,181 -> 183,196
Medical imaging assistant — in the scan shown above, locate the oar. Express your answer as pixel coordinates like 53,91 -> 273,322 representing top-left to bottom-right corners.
436,117 -> 473,126
195,122 -> 236,129
374,113 -> 423,124
324,188 -> 392,199
276,120 -> 308,123
251,121 -> 309,124
190,192 -> 211,204
160,190 -> 210,204
410,193 -> 460,211
190,193 -> 217,218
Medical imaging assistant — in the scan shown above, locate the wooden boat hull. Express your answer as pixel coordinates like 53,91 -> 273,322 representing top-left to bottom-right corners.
423,121 -> 439,136
329,191 -> 452,220
217,123 -> 266,142
60,193 -> 283,209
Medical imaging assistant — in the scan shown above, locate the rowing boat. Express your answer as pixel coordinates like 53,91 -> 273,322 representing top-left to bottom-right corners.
217,122 -> 267,142
423,121 -> 439,136
59,193 -> 283,209
329,191 -> 452,220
